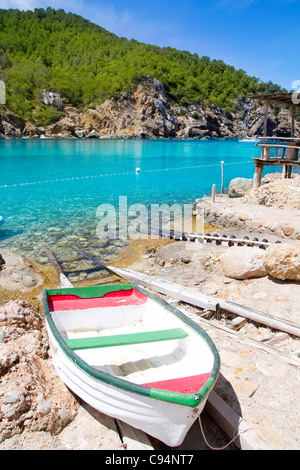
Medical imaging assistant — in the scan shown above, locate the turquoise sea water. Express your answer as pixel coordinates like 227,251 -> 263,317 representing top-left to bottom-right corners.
0,138 -> 279,265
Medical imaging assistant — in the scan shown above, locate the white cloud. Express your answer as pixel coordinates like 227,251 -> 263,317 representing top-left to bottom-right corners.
0,0 -> 38,9
215,0 -> 257,11
0,0 -> 88,14
0,0 -> 131,36
78,3 -> 131,35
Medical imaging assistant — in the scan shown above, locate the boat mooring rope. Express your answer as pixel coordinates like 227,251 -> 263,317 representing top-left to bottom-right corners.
0,160 -> 253,189
198,416 -> 251,450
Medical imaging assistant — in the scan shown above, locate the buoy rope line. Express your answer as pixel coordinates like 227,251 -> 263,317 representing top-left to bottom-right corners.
153,229 -> 278,248
0,160 -> 253,189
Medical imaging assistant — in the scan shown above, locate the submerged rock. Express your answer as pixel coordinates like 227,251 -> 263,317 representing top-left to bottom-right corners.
0,250 -> 44,292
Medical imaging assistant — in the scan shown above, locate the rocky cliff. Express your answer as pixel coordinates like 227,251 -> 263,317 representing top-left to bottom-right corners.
1,78 -> 299,140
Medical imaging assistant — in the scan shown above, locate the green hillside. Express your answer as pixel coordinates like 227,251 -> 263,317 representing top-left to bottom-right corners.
0,7 -> 284,127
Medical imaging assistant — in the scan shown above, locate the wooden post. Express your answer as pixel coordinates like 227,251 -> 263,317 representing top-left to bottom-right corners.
253,161 -> 263,189
262,100 -> 269,158
221,161 -> 224,193
263,100 -> 269,137
206,391 -> 272,450
282,164 -> 287,179
212,184 -> 216,202
291,105 -> 295,138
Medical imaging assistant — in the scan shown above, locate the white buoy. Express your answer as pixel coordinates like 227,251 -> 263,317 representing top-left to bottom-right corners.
135,167 -> 140,173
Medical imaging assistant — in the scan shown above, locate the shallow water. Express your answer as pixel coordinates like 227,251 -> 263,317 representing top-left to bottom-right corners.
0,138 -> 277,267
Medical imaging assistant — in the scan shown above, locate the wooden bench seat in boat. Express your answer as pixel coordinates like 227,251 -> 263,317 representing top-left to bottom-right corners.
65,328 -> 188,351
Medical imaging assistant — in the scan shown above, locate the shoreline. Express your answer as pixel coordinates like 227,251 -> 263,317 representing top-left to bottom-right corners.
0,171 -> 299,450
0,135 -> 249,141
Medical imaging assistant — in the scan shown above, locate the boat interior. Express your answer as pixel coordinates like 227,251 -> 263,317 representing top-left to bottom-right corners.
47,287 -> 214,393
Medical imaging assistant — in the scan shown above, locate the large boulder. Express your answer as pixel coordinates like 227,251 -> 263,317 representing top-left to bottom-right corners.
79,108 -> 115,135
220,246 -> 267,280
0,115 -> 23,138
0,250 -> 44,291
263,242 -> 300,281
228,177 -> 253,198
46,117 -> 76,137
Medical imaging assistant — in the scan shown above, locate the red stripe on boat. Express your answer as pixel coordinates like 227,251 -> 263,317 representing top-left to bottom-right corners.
48,289 -> 147,311
142,373 -> 211,394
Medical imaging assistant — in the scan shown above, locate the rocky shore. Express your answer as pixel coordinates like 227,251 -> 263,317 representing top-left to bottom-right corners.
0,173 -> 299,450
1,78 -> 299,140
193,173 -> 300,241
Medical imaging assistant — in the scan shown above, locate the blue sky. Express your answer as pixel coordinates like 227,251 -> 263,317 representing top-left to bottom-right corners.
1,0 -> 299,90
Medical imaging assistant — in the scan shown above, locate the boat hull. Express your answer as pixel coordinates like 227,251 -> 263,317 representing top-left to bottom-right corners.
47,327 -> 207,446
44,284 -> 220,447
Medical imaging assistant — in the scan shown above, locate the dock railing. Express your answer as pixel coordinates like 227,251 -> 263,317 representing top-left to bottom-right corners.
256,136 -> 300,161
253,136 -> 300,188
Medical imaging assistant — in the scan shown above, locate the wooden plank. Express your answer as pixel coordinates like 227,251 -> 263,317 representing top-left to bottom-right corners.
107,266 -> 300,339
44,248 -> 64,276
181,308 -> 300,367
254,158 -> 300,166
263,333 -> 290,346
226,316 -> 247,330
116,420 -> 154,450
222,299 -> 300,338
108,266 -> 219,312
257,144 -> 300,149
65,328 -> 188,351
206,391 -> 272,450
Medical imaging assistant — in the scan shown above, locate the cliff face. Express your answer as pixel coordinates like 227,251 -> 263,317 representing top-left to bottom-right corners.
1,78 -> 299,140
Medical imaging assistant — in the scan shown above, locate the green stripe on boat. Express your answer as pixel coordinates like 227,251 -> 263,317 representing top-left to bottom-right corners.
47,283 -> 133,298
65,328 -> 189,350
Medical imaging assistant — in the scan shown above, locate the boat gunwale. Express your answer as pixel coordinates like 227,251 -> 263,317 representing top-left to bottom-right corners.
43,283 -> 220,407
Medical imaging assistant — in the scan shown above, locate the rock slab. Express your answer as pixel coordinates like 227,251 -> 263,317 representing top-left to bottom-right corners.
263,242 -> 300,281
220,246 -> 267,280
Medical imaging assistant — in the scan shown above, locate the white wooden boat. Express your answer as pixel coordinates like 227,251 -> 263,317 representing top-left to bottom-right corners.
43,283 -> 220,447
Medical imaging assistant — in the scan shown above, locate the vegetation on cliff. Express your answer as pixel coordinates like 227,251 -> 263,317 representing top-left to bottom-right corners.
0,7 -> 286,127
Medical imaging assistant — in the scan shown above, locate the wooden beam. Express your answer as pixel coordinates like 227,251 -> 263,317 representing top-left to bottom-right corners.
212,184 -> 216,202
109,266 -> 219,312
180,307 -> 300,367
253,163 -> 263,189
205,391 -> 272,450
254,158 -> 300,166
263,99 -> 269,153
116,420 -> 154,450
44,248 -> 64,278
107,266 -> 300,339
